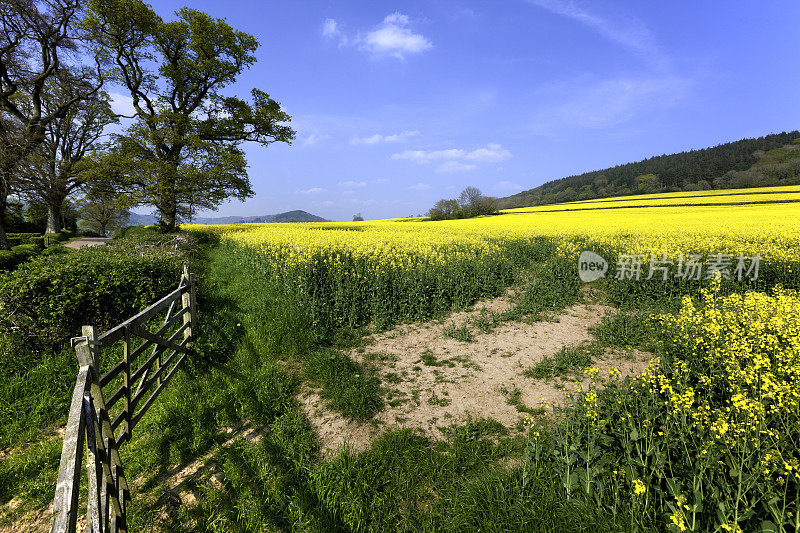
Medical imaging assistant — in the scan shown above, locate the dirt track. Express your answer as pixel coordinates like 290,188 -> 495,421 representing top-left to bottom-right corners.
300,295 -> 650,455
63,237 -> 111,250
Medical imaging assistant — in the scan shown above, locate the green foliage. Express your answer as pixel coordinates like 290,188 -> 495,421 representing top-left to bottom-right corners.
83,0 -> 295,228
0,250 -> 22,271
505,256 -> 583,320
501,131 -> 800,208
77,183 -> 130,236
0,240 -> 42,271
524,344 -> 596,380
10,243 -> 41,255
443,321 -> 474,342
0,244 -> 182,344
428,186 -> 499,220
5,232 -> 44,247
38,245 -> 70,256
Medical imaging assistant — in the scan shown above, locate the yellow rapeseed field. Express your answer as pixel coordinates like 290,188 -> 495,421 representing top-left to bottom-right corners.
189,185 -> 800,270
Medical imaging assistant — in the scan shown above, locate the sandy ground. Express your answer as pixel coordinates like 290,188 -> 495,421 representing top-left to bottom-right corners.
299,296 -> 651,456
63,237 -> 112,250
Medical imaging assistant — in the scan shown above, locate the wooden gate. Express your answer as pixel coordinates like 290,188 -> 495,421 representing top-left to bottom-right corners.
50,265 -> 197,533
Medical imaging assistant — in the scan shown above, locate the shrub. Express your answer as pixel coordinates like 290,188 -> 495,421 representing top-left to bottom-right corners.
11,244 -> 41,255
0,244 -> 41,272
0,251 -> 23,271
0,246 -> 182,344
39,245 -> 70,256
6,232 -> 43,247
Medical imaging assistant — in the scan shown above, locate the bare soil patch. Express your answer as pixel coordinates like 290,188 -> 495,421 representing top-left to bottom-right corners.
300,296 -> 651,456
63,237 -> 112,250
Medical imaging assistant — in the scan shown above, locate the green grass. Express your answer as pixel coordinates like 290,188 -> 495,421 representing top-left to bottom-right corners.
500,385 -> 547,417
0,233 -> 657,531
524,344 -> 598,381
504,257 -> 583,320
443,321 -> 473,342
472,309 -> 501,333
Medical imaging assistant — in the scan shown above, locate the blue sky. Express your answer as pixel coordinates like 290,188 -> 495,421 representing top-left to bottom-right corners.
114,1 -> 800,221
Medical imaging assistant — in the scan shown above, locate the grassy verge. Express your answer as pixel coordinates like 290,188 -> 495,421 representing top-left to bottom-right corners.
1,234 -> 649,531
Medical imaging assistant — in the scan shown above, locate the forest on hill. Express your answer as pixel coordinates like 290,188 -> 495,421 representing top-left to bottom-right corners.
500,131 -> 800,208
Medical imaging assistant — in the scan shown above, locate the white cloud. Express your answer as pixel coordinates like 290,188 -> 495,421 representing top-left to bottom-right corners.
109,92 -> 136,116
351,130 -> 420,145
338,180 -> 368,188
322,18 -> 347,46
303,133 -> 330,146
532,76 -> 691,133
464,143 -> 512,163
436,161 -> 477,173
362,13 -> 432,59
373,178 -> 390,184
351,134 -> 383,145
322,18 -> 338,38
391,143 -> 512,166
323,13 -> 431,59
525,0 -> 667,70
409,182 -> 431,191
296,187 -> 327,194
391,148 -> 465,163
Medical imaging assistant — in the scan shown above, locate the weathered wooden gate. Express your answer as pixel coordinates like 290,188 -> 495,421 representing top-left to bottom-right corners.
50,265 -> 197,533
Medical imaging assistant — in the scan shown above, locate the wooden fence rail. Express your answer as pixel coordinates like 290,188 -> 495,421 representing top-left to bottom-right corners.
51,265 -> 197,533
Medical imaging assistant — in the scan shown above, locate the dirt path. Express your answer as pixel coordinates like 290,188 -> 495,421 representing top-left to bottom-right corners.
299,296 -> 650,456
63,237 -> 112,250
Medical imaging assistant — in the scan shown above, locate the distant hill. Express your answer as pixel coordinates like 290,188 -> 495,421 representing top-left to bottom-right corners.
127,210 -> 329,226
499,131 -> 800,208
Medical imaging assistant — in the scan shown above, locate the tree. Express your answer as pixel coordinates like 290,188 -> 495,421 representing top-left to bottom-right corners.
26,197 -> 78,231
457,186 -> 497,218
77,185 -> 129,235
83,0 -> 295,230
18,86 -> 115,233
352,212 -> 364,222
0,0 -> 102,248
637,173 -> 661,193
458,186 -> 482,217
427,198 -> 459,220
428,187 -> 497,221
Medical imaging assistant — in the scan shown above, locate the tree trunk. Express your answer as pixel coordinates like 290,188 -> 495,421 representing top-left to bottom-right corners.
46,200 -> 63,234
0,175 -> 9,251
0,219 -> 7,251
158,208 -> 177,231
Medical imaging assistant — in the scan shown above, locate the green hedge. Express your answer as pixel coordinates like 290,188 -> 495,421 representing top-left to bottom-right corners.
6,233 -> 43,247
0,247 -> 182,344
0,244 -> 43,271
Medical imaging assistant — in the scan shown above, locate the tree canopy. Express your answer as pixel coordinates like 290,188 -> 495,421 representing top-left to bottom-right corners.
0,0 -> 102,247
18,83 -> 115,232
83,0 -> 295,229
428,187 -> 498,221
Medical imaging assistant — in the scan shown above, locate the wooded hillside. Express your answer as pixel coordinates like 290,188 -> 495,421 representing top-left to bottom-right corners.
500,131 -> 800,208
